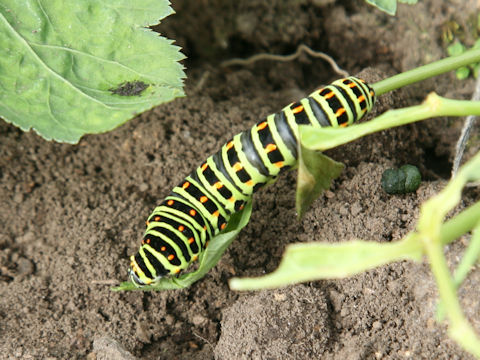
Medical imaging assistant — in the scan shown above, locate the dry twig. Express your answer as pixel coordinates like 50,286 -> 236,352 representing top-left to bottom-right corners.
221,44 -> 349,77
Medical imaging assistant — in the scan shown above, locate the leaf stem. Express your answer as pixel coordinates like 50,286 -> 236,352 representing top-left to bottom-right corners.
440,201 -> 480,246
301,94 -> 480,152
372,48 -> 480,95
423,235 -> 480,357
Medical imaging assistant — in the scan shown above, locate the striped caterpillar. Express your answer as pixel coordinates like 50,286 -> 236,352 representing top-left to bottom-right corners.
129,77 -> 376,287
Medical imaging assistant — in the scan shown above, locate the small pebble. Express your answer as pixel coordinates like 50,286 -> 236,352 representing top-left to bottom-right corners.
92,337 -> 137,360
192,314 -> 206,326
16,257 -> 34,277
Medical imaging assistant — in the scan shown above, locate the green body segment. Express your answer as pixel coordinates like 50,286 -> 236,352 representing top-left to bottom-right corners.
129,77 -> 376,286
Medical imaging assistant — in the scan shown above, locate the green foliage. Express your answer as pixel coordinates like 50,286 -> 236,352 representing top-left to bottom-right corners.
118,49 -> 480,294
296,145 -> 344,218
364,0 -> 418,16
415,151 -> 480,357
230,96 -> 480,290
447,40 -> 480,79
230,152 -> 480,354
114,202 -> 252,291
230,87 -> 480,356
0,0 -> 185,143
229,237 -> 422,290
113,47 -> 480,356
381,164 -> 421,194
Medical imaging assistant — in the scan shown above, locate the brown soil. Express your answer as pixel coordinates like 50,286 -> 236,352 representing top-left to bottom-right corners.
1,1 -> 480,359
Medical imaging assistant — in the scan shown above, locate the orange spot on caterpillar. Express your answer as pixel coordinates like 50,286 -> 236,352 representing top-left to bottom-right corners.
292,105 -> 304,114
154,216 -> 160,221
200,196 -> 208,203
182,181 -> 190,189
212,210 -> 219,217
146,221 -> 150,226
188,237 -> 195,244
324,91 -> 334,99
358,95 -> 365,102
257,121 -> 268,130
214,181 -> 223,189
168,254 -> 175,261
161,246 -> 166,251
201,163 -> 208,171
339,122 -> 348,128
174,268 -> 181,274
265,143 -> 277,153
370,90 -> 374,97
274,161 -> 284,168
246,180 -> 254,186
335,108 -> 346,117
226,141 -> 234,150
203,225 -> 207,230
220,223 -> 227,230
228,197 -> 235,202
348,82 -> 356,88
239,204 -> 245,210
146,238 -> 151,244
167,199 -> 174,206
192,255 -> 198,262
233,162 -> 243,171
189,209 -> 197,216
178,225 -> 185,232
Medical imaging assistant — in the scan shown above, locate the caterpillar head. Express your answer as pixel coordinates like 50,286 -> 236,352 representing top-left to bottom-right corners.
128,254 -> 162,287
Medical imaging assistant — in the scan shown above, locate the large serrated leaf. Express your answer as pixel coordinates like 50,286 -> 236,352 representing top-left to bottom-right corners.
0,0 -> 185,143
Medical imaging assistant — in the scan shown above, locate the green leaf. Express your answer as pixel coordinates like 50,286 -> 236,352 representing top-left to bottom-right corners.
447,42 -> 466,57
447,43 -> 470,79
114,201 -> 253,291
455,67 -> 470,79
296,144 -> 344,218
229,235 -> 422,291
364,0 -> 397,15
0,0 -> 185,143
364,0 -> 418,15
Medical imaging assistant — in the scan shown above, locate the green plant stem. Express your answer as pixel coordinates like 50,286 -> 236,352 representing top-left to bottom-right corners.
423,236 -> 480,357
452,225 -> 480,288
301,94 -> 480,152
440,201 -> 480,246
437,223 -> 480,321
416,151 -> 480,357
372,48 -> 480,95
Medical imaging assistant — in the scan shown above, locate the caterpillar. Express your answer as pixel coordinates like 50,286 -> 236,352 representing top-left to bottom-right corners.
129,76 -> 376,287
